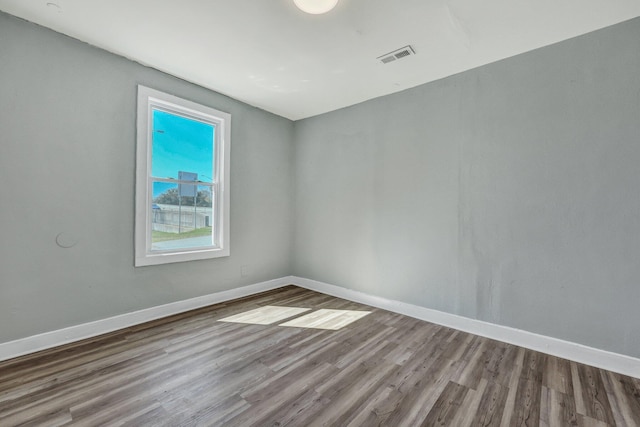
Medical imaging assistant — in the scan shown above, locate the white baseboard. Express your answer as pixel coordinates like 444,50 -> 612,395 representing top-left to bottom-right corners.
0,277 -> 291,363
289,276 -> 640,379
2,275 -> 638,379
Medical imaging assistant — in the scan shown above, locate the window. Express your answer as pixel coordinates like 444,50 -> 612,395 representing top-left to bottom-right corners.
135,85 -> 230,266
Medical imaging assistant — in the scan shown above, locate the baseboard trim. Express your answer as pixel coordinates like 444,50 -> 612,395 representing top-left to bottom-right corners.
290,276 -> 640,379
0,277 -> 291,363
2,275 -> 638,379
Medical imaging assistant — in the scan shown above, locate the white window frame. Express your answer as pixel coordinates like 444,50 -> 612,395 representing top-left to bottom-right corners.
135,85 -> 230,266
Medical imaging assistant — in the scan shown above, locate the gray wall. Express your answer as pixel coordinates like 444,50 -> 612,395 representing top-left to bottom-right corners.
294,18 -> 640,358
0,12 -> 294,343
2,9 -> 639,360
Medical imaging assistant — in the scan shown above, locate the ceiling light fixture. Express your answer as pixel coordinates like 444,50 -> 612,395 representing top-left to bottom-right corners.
293,0 -> 339,14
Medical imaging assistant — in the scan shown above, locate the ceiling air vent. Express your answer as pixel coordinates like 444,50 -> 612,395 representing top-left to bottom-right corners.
378,45 -> 415,64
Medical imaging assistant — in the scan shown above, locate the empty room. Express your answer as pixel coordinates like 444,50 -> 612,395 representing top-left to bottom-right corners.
1,0 -> 639,425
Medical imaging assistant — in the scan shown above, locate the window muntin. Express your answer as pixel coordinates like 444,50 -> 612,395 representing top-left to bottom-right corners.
135,86 -> 230,266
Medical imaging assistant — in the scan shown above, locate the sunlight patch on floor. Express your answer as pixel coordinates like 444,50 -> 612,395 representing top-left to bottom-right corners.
279,309 -> 371,330
218,305 -> 311,325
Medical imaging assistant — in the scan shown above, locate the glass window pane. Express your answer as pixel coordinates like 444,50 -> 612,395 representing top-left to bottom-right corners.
151,109 -> 215,182
151,182 -> 214,251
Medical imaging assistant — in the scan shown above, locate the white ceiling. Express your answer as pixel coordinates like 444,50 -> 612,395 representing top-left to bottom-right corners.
1,0 -> 639,120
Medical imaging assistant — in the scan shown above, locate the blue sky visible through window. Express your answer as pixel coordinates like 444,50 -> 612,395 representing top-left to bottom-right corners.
151,109 -> 215,198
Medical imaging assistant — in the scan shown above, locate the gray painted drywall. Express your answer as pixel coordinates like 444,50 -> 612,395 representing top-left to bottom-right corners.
294,18 -> 640,358
1,9 -> 639,360
0,12 -> 294,343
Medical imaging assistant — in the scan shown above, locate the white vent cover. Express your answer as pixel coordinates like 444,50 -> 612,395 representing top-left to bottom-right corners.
378,45 -> 416,64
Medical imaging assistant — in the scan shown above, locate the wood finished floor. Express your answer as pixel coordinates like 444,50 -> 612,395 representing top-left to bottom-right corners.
1,286 -> 639,426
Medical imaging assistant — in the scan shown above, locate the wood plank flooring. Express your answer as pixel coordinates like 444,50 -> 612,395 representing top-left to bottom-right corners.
0,286 -> 638,426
